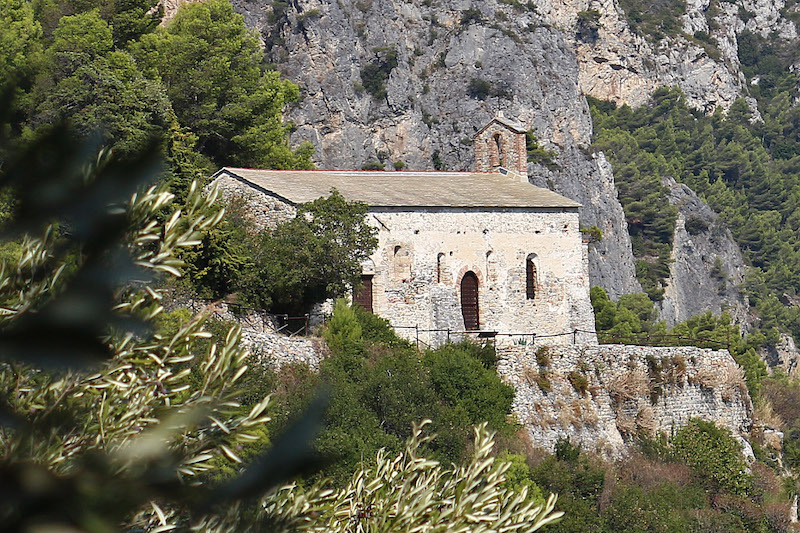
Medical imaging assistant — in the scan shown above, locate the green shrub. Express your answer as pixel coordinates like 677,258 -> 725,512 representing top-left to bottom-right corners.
432,149 -> 444,170
361,159 -> 384,170
536,369 -> 552,392
496,452 -> 546,505
236,190 -> 378,314
359,47 -> 398,100
323,299 -> 365,356
670,419 -> 753,495
460,7 -> 483,24
525,130 -> 559,168
579,225 -> 603,243
467,78 -> 492,100
567,370 -> 589,396
618,0 -> 685,40
535,345 -> 551,366
685,215 -> 709,235
351,304 -> 411,347
576,9 -> 600,40
287,316 -> 518,486
423,342 -> 515,434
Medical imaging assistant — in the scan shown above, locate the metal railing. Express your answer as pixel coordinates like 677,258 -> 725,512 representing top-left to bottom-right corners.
178,298 -> 734,350
391,325 -> 733,351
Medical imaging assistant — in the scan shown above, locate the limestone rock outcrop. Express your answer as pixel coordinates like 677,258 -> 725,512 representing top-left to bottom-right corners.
658,177 -> 751,328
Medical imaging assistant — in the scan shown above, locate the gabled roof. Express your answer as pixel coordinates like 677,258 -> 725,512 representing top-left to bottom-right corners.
214,167 -> 581,209
473,115 -> 527,137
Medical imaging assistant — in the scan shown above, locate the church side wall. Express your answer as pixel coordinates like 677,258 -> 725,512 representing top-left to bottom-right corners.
367,208 -> 596,346
210,172 -> 297,231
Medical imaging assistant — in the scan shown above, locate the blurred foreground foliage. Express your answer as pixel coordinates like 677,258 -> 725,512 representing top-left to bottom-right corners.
0,120 -> 330,531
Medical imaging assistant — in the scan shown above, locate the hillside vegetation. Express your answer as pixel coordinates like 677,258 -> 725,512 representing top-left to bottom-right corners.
590,85 -> 800,348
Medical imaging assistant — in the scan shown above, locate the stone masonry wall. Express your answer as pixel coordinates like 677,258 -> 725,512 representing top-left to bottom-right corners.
473,122 -> 527,180
210,172 -> 297,231
497,343 -> 753,458
369,207 -> 597,347
169,298 -> 327,370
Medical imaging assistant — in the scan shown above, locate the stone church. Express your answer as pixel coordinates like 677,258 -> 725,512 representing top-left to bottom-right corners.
210,115 -> 597,346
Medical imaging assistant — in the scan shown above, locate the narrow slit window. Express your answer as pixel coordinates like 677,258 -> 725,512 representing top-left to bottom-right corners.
437,253 -> 444,283
526,255 -> 537,300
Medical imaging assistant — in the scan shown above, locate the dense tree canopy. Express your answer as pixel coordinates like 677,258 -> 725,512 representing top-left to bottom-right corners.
133,0 -> 313,169
3,0 -> 312,177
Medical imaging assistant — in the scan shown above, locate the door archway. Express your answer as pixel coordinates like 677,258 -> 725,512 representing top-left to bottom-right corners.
460,271 -> 480,330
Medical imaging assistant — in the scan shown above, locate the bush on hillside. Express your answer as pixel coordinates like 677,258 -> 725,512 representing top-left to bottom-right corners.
671,419 -> 753,496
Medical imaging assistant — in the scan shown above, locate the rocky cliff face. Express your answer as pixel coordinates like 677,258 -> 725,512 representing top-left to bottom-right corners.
658,177 -> 751,328
221,0 -> 799,324
233,0 -> 647,297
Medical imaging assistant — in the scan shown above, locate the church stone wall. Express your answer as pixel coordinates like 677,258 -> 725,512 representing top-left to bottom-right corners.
366,207 -> 596,346
210,173 -> 596,347
211,173 -> 297,231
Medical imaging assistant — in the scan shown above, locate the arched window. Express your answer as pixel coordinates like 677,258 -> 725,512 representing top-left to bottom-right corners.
437,253 -> 445,283
461,271 -> 480,330
487,137 -> 499,168
526,254 -> 537,300
494,133 -> 505,167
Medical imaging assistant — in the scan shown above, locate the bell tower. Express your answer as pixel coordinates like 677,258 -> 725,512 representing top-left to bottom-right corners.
473,112 -> 528,182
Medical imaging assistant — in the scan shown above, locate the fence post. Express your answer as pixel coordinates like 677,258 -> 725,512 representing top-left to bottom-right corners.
573,329 -> 578,344
447,328 -> 450,344
415,324 -> 419,348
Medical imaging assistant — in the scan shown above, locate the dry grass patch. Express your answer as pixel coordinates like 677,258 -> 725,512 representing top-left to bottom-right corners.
572,398 -> 600,427
635,406 -> 657,438
693,363 -> 747,401
720,364 -> 748,402
753,398 -> 784,430
608,370 -> 649,404
691,365 -> 717,389
617,452 -> 693,490
616,413 -> 637,438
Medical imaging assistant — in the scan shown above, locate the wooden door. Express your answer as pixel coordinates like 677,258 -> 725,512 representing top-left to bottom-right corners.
354,275 -> 373,313
461,271 -> 479,330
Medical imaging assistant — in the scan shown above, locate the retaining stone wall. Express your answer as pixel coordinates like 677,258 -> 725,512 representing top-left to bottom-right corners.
497,343 -> 753,458
167,297 -> 327,370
